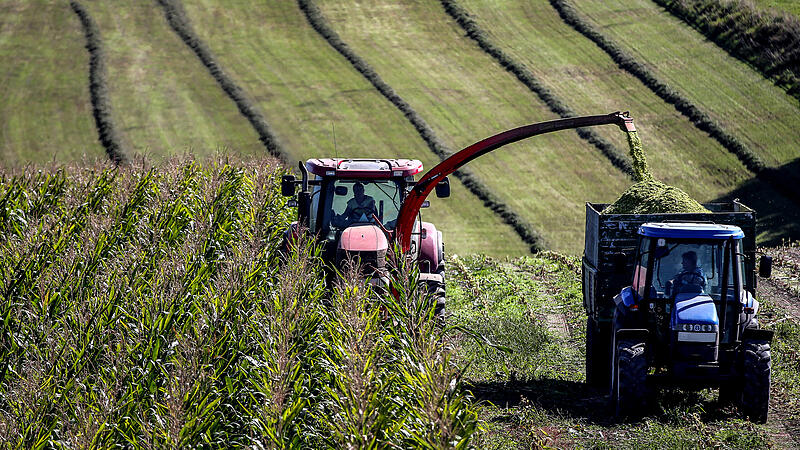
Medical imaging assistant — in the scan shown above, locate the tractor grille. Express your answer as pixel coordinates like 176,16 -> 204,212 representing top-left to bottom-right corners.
336,249 -> 386,273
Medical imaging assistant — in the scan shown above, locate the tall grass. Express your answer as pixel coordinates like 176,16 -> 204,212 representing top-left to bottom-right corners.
0,157 -> 479,448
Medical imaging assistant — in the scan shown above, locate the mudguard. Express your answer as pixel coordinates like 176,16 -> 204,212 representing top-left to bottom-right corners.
418,221 -> 442,273
741,328 -> 774,342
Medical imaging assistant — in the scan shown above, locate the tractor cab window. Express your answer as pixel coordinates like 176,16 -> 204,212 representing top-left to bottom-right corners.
649,240 -> 731,301
323,179 -> 403,231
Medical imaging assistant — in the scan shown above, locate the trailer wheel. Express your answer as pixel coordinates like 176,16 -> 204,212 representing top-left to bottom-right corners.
741,339 -> 771,423
613,339 -> 647,417
586,318 -> 610,389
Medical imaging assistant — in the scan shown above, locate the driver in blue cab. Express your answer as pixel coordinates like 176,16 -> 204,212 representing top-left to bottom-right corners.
672,251 -> 707,294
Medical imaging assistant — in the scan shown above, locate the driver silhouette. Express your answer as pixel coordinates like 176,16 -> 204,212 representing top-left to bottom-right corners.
342,182 -> 377,223
672,251 -> 706,294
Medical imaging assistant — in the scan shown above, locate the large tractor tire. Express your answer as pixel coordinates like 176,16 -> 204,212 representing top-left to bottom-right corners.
741,339 -> 771,423
586,318 -> 611,389
613,339 -> 647,417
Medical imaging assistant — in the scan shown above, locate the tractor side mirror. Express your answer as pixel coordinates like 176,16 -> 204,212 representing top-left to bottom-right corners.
435,177 -> 450,198
335,186 -> 349,196
421,200 -> 430,208
281,175 -> 296,197
286,199 -> 298,208
759,255 -> 772,278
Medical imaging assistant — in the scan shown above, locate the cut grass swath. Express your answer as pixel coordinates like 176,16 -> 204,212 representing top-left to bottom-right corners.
69,1 -> 127,165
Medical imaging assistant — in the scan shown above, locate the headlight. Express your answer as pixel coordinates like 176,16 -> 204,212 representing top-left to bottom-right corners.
678,323 -> 718,332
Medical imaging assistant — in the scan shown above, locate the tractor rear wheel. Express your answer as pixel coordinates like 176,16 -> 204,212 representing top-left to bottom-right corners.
613,339 -> 647,417
741,339 -> 771,423
586,318 -> 611,389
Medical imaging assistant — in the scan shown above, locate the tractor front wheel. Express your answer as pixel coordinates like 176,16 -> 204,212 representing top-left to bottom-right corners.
613,339 -> 647,417
741,339 -> 771,423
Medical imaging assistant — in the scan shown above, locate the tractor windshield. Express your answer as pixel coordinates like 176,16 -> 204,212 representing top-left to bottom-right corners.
647,240 -> 740,301
322,179 -> 403,231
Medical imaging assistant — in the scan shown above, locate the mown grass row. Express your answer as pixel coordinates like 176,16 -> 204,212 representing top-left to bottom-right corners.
438,0 -> 634,178
69,1 -> 127,165
550,0 -> 800,206
297,0 -> 546,253
155,0 -> 286,161
0,158 -> 479,447
653,0 -> 800,102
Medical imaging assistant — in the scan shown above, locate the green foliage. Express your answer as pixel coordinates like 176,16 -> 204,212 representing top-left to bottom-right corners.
654,0 -> 800,102
0,158 -> 480,447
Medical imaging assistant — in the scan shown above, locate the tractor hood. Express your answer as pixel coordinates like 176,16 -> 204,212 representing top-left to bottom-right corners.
671,293 -> 719,328
337,225 -> 388,272
338,225 -> 388,252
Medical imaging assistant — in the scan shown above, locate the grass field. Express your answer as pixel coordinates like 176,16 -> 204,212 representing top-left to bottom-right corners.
454,0 -> 751,202
451,0 -> 800,245
752,0 -> 800,17
80,0 -> 262,159
315,0 -> 632,254
175,0 -> 529,257
572,0 -> 800,168
2,0 -> 798,254
0,1 -> 104,163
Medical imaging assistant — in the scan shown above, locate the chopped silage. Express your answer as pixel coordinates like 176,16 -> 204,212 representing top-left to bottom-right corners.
603,130 -> 710,214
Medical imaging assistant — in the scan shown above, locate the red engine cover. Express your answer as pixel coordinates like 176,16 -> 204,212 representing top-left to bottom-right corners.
339,225 -> 389,252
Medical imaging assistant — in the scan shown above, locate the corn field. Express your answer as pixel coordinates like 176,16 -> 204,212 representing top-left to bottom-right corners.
0,158 -> 478,448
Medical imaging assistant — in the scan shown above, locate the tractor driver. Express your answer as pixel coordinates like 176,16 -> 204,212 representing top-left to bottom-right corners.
339,182 -> 378,225
671,251 -> 706,294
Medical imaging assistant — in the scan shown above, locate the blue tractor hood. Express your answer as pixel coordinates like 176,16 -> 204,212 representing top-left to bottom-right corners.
671,293 -> 719,328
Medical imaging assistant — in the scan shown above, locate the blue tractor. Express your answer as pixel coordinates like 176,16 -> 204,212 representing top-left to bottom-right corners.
582,203 -> 774,422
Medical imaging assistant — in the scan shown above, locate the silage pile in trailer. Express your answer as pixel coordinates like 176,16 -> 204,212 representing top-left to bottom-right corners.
603,130 -> 709,214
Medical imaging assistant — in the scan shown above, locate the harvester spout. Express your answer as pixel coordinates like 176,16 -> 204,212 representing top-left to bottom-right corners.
395,111 -> 635,252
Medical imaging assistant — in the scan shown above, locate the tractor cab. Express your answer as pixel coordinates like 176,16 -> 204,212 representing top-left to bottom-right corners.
281,159 -> 449,292
619,223 -> 763,369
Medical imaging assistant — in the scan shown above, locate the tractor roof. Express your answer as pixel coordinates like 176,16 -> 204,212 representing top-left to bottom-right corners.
638,222 -> 744,240
306,158 -> 423,178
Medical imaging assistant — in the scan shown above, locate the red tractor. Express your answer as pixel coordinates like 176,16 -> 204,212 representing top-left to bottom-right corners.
281,112 -> 637,312
281,158 -> 450,311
